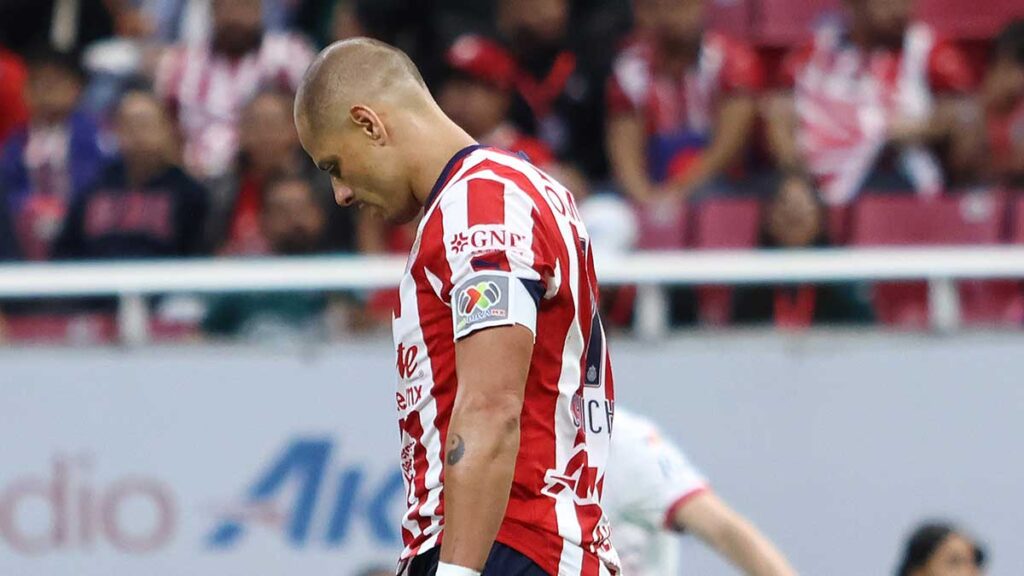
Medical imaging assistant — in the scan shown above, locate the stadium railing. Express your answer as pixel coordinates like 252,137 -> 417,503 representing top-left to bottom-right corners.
2,246 -> 1024,343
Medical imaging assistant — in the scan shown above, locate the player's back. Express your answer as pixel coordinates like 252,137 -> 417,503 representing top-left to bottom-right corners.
603,408 -> 709,576
391,145 -> 619,575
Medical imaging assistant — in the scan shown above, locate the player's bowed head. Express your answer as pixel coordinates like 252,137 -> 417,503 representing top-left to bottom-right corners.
294,37 -> 475,224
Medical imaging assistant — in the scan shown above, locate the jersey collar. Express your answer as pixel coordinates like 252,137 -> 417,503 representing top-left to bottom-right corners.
424,144 -> 485,210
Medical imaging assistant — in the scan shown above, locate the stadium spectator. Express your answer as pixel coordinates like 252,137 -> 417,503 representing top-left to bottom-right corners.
896,521 -> 986,576
983,19 -> 1024,188
52,89 -> 208,260
154,0 -> 314,181
606,0 -> 764,210
0,47 -> 28,145
0,0 -> 116,58
497,0 -> 623,180
731,174 -> 875,327
440,35 -> 556,168
213,89 -> 310,254
1,48 -> 106,261
202,173 -> 329,339
764,0 -> 979,205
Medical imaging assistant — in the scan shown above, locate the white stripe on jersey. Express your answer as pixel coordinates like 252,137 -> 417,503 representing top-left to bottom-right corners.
393,267 -> 444,552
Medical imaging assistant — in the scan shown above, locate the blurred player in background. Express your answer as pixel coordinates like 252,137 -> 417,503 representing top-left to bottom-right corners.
295,39 -> 619,576
604,408 -> 798,576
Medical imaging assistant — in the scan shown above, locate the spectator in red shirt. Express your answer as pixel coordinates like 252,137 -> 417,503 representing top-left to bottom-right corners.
439,35 -> 556,169
154,0 -> 314,180
214,89 -> 309,255
764,0 -> 980,205
983,19 -> 1024,188
0,48 -> 28,145
606,0 -> 765,206
210,87 -> 354,256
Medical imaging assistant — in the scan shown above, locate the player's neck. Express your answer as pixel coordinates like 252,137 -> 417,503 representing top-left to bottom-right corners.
407,115 -> 478,207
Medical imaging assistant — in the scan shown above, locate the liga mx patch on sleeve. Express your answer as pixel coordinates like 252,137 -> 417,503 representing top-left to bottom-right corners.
452,272 -> 538,340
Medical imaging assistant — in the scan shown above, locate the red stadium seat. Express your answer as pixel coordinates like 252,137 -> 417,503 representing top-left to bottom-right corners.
915,0 -> 1024,39
707,0 -> 754,39
827,205 -> 852,245
850,192 -> 1020,328
634,200 -> 689,249
755,0 -> 839,46
693,198 -> 762,325
3,313 -> 117,345
1013,194 -> 1024,244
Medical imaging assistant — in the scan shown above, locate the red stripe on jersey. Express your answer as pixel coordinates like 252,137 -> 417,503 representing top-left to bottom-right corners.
400,410 -> 434,538
467,178 -> 506,226
582,546 -> 601,576
466,178 -> 512,272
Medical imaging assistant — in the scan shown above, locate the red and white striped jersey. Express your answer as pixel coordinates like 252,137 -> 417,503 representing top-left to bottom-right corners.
154,34 -> 314,179
784,20 -> 975,204
392,145 -> 620,575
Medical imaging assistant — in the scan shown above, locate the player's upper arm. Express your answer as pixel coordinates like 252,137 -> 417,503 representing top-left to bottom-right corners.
437,175 -> 557,342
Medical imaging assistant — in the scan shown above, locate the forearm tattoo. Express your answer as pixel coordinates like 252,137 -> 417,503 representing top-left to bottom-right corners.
446,434 -> 466,466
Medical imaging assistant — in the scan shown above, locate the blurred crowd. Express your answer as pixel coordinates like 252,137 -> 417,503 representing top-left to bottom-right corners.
0,0 -> 1023,341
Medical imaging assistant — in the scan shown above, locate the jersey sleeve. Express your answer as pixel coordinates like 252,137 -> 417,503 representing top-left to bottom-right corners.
609,412 -> 709,532
436,175 -> 556,341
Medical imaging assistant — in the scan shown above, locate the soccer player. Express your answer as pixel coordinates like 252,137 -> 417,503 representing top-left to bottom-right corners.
294,39 -> 619,576
604,408 -> 798,576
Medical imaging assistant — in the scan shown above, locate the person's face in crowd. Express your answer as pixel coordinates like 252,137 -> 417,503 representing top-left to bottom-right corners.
330,1 -> 363,42
767,176 -> 823,248
241,92 -> 300,174
631,0 -> 659,35
848,0 -> 912,46
438,77 -> 509,140
116,92 -> 176,168
654,0 -> 706,51
212,0 -> 264,57
262,179 -> 326,255
25,64 -> 81,126
499,0 -> 569,54
986,55 -> 1024,112
911,533 -> 984,576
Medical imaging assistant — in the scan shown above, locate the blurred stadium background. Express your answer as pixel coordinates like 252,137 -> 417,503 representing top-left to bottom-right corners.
1,0 -> 1023,574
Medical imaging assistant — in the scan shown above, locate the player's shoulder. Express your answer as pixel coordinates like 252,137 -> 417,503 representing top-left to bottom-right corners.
613,407 -> 663,444
441,147 -> 548,203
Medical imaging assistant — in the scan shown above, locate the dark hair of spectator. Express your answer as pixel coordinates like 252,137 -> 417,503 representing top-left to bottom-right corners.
23,45 -> 86,83
896,522 -> 986,576
758,171 -> 829,248
995,19 -> 1024,64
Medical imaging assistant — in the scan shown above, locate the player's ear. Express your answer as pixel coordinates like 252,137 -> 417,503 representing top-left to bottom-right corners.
349,105 -> 388,145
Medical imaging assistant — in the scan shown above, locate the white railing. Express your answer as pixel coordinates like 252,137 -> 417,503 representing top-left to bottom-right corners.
2,246 -> 1023,342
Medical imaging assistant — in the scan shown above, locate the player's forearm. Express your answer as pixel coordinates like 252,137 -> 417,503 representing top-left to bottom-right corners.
608,115 -> 655,201
762,92 -> 802,172
676,96 -> 757,192
439,398 -> 522,571
713,518 -> 798,576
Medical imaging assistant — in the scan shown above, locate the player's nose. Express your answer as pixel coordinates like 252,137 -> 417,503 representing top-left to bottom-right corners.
333,182 -> 356,207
